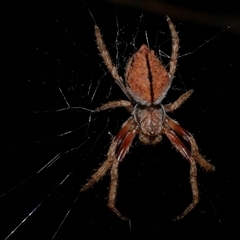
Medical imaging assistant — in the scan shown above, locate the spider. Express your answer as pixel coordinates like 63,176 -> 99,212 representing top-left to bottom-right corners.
80,16 -> 215,221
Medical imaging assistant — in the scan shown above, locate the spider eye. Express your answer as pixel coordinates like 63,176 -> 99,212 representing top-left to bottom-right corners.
149,131 -> 157,136
139,133 -> 162,145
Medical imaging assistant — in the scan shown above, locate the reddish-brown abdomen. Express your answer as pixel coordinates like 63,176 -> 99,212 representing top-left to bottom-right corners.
125,45 -> 169,105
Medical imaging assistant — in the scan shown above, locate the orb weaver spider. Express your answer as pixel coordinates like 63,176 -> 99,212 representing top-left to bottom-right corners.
81,16 -> 215,221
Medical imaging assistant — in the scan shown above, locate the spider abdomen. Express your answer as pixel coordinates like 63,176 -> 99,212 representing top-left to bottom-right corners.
125,44 -> 170,105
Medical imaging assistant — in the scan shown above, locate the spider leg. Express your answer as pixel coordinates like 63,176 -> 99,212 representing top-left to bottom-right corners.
108,157 -> 124,218
164,90 -> 194,112
163,126 -> 198,221
81,118 -> 137,220
114,117 -> 138,161
94,100 -> 133,113
80,118 -> 136,192
108,119 -> 137,220
94,26 -> 132,100
166,116 -> 215,171
166,16 -> 179,81
80,140 -> 117,192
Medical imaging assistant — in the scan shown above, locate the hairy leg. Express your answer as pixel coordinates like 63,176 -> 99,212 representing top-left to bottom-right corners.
164,126 -> 198,220
166,116 -> 215,171
81,117 -> 136,220
80,140 -> 118,192
94,26 -> 131,99
166,15 -> 179,81
108,157 -> 129,220
164,90 -> 194,112
94,100 -> 133,113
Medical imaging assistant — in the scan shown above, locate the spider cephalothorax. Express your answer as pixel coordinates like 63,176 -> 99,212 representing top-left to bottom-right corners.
81,16 -> 215,221
133,104 -> 165,144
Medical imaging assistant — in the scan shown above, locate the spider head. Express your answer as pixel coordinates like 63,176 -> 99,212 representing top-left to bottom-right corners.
134,105 -> 165,145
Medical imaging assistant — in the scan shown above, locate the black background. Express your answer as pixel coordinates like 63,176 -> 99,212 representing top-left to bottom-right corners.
1,0 -> 240,239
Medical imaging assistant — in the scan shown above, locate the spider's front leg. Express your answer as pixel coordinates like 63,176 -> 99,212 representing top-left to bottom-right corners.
163,126 -> 198,221
108,118 -> 137,220
81,117 -> 137,221
166,116 -> 215,171
80,101 -> 133,191
80,140 -> 118,192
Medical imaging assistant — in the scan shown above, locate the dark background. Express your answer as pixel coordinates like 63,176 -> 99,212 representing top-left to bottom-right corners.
1,0 -> 240,239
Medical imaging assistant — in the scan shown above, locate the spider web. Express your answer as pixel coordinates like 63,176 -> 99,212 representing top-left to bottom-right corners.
1,1 -> 240,239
